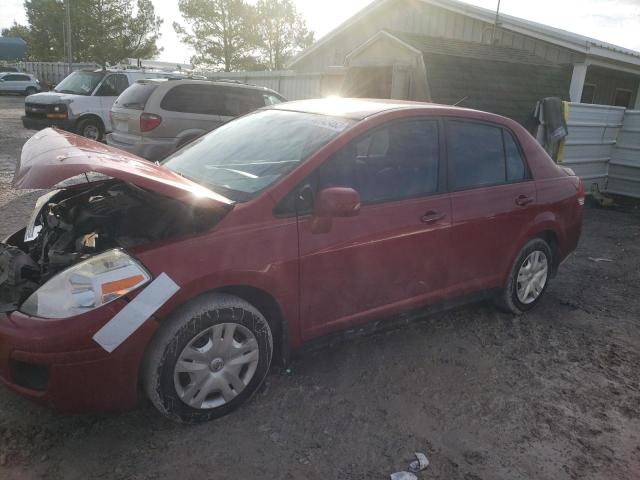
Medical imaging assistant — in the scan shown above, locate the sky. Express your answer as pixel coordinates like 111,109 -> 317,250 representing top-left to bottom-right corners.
2,0 -> 640,64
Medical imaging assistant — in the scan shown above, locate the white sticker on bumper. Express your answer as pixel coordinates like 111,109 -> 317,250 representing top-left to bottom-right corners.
93,273 -> 180,353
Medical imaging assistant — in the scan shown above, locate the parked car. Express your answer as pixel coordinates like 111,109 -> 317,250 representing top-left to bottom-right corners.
106,79 -> 286,161
1,99 -> 583,422
0,72 -> 41,96
21,69 -> 191,141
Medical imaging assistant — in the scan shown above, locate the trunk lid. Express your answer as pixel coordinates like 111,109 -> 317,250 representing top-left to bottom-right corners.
14,128 -> 233,211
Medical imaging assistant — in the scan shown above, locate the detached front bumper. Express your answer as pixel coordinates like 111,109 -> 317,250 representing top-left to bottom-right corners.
0,302 -> 158,413
21,115 -> 74,132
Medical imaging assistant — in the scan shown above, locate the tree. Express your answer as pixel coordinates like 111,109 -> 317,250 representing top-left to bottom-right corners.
16,0 -> 163,65
72,0 -> 163,66
174,0 -> 256,71
254,0 -> 313,70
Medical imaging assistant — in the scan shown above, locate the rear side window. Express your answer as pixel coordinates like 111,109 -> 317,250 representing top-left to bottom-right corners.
161,84 -> 265,116
114,82 -> 159,110
264,94 -> 284,105
504,131 -> 526,182
447,121 -> 527,191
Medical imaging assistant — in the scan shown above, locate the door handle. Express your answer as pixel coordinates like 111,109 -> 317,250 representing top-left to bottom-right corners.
515,195 -> 534,206
420,211 -> 445,223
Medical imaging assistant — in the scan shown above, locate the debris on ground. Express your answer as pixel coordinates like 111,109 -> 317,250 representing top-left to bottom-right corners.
408,452 -> 429,473
588,257 -> 614,262
390,472 -> 418,480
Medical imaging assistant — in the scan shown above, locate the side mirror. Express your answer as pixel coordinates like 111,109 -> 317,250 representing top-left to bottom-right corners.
315,187 -> 361,218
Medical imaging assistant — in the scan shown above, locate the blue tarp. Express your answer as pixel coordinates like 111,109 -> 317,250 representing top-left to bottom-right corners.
0,37 -> 27,60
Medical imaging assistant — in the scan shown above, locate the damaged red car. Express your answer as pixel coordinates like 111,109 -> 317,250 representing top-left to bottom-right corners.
0,99 -> 583,422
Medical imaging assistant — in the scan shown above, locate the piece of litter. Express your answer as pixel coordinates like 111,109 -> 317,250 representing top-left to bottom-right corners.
408,452 -> 429,473
588,257 -> 613,263
390,472 -> 417,480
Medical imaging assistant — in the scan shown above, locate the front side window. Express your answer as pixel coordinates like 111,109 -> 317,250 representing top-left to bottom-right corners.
316,120 -> 440,204
54,71 -> 105,95
97,74 -> 129,96
447,121 -> 527,191
162,109 -> 354,201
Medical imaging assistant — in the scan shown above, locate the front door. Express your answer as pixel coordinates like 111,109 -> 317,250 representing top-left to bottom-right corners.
297,118 -> 452,339
96,74 -> 130,131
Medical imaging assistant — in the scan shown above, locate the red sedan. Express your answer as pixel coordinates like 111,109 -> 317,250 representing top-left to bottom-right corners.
0,99 -> 583,422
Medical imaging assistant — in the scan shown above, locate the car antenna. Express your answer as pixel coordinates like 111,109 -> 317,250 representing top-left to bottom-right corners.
452,96 -> 468,107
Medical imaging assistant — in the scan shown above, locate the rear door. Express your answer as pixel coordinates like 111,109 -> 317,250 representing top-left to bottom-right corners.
296,118 -> 452,339
445,119 -> 536,295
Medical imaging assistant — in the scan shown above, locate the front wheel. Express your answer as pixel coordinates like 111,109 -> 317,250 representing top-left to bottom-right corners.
142,293 -> 273,423
76,117 -> 104,141
496,238 -> 552,314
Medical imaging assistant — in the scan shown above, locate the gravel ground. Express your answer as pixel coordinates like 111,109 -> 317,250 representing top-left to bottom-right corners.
1,95 -> 640,480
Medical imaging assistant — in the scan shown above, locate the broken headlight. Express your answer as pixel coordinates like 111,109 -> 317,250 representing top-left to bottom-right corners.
24,190 -> 60,242
21,249 -> 150,319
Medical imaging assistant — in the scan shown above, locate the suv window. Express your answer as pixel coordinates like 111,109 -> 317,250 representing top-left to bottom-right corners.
4,74 -> 30,81
114,81 -> 159,110
316,120 -> 440,204
97,74 -> 129,96
161,84 -> 265,116
447,121 -> 527,190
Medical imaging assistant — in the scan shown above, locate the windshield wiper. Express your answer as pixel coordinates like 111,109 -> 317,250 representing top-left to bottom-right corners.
55,89 -> 84,95
206,166 -> 258,179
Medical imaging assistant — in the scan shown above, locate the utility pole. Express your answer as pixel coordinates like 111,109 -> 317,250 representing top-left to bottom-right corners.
491,0 -> 501,44
64,0 -> 73,71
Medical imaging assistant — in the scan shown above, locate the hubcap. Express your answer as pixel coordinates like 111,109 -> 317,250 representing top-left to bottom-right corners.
83,124 -> 100,140
516,250 -> 549,304
173,323 -> 259,409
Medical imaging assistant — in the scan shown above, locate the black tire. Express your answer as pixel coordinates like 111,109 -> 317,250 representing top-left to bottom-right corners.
75,117 -> 104,142
495,238 -> 552,315
25,87 -> 37,96
142,293 -> 273,423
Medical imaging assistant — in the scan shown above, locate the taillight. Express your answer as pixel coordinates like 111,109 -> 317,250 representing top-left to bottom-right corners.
577,181 -> 585,206
140,113 -> 162,132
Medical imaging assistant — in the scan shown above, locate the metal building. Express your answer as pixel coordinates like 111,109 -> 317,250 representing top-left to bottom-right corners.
288,0 -> 640,122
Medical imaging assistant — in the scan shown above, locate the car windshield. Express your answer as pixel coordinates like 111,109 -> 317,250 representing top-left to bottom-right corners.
54,71 -> 105,95
162,109 -> 355,201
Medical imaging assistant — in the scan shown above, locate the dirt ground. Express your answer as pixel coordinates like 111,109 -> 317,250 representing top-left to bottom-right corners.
1,95 -> 640,480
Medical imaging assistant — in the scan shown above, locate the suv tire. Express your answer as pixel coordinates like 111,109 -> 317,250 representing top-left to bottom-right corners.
25,87 -> 37,96
142,293 -> 273,423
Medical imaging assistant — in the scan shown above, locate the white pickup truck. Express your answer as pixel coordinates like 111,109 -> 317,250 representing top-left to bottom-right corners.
21,69 -> 190,141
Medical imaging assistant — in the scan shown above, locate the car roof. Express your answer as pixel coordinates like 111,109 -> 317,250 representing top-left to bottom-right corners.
269,98 -> 492,120
139,78 -> 281,94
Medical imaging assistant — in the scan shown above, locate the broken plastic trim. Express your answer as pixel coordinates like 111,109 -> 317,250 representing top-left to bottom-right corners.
93,272 -> 179,353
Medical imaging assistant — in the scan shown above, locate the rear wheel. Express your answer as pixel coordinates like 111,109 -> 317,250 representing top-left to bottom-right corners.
496,238 -> 552,314
76,117 -> 104,141
25,87 -> 37,96
142,293 -> 273,423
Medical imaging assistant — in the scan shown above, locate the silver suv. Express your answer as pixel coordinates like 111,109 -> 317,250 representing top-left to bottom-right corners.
106,79 -> 286,160
0,72 -> 41,96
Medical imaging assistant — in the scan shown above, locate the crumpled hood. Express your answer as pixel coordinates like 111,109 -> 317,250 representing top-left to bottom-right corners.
14,128 -> 234,211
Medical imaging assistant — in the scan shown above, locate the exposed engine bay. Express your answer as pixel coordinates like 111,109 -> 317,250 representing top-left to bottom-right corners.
0,180 -> 224,312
